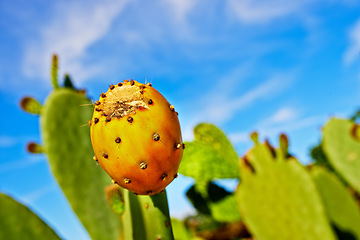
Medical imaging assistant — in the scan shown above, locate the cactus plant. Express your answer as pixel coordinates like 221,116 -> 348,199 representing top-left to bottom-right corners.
15,55 -> 179,240
5,54 -> 360,240
322,118 -> 360,192
312,167 -> 360,239
179,123 -> 240,214
0,193 -> 60,239
179,123 -> 239,184
236,134 -> 336,240
21,55 -> 122,240
175,123 -> 242,239
186,182 -> 241,223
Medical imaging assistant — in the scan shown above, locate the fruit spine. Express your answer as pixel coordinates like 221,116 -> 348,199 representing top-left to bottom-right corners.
90,80 -> 184,195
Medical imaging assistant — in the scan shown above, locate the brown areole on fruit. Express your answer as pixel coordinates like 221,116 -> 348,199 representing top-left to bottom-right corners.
90,80 -> 184,195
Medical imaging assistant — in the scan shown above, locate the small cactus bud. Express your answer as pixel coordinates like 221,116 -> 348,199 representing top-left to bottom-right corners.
20,97 -> 42,115
27,142 -> 44,154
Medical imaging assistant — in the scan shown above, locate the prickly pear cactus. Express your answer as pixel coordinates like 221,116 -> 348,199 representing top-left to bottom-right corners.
186,182 -> 242,223
90,80 -> 184,195
179,123 -> 241,224
312,167 -> 360,239
322,118 -> 360,192
179,123 -> 239,183
0,193 -> 60,239
21,55 -> 122,240
236,134 -> 336,240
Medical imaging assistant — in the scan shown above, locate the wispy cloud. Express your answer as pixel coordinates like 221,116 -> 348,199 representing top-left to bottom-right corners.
258,107 -> 298,127
23,0 -> 128,83
229,115 -> 325,144
196,72 -> 294,124
161,0 -> 199,23
0,136 -> 18,148
227,0 -> 313,24
181,68 -> 295,141
0,157 -> 45,173
22,184 -> 55,204
0,135 -> 37,148
344,17 -> 360,65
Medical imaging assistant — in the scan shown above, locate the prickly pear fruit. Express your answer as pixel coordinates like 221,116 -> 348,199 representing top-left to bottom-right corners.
90,80 -> 184,195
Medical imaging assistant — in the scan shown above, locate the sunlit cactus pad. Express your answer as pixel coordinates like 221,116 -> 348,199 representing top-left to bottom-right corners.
0,193 -> 60,239
312,167 -> 360,239
41,88 -> 121,240
179,123 -> 239,182
236,139 -> 336,240
322,118 -> 360,192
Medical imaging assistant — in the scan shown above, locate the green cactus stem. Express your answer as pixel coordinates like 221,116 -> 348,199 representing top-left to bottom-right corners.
122,190 -> 174,240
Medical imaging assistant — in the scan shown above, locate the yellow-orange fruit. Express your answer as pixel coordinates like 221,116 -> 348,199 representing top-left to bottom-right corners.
90,80 -> 183,195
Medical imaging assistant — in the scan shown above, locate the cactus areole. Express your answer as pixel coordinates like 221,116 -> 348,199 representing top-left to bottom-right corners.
90,80 -> 184,195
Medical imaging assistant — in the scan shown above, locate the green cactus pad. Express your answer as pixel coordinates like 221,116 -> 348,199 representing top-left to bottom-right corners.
310,143 -> 334,170
312,167 -> 360,239
186,182 -> 241,223
209,193 -> 241,223
122,190 -> 174,240
179,123 -> 239,182
171,218 -> 192,240
322,118 -> 360,192
237,141 -> 336,240
0,193 -> 60,239
41,88 -> 121,240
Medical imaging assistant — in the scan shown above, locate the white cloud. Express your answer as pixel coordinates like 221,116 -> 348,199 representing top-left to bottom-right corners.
344,18 -> 360,65
0,157 -> 45,173
0,135 -> 37,148
228,131 -> 249,144
23,0 -> 128,83
227,0 -> 312,24
0,136 -> 18,148
259,107 -> 298,127
229,115 -> 325,143
22,184 -> 55,204
197,73 -> 294,124
181,68 -> 295,141
161,0 -> 199,22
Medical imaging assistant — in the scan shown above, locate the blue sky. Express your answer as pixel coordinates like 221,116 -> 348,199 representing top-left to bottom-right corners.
1,0 -> 360,239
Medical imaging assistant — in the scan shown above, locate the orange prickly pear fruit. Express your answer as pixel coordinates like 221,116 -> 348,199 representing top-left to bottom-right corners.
90,80 -> 184,195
